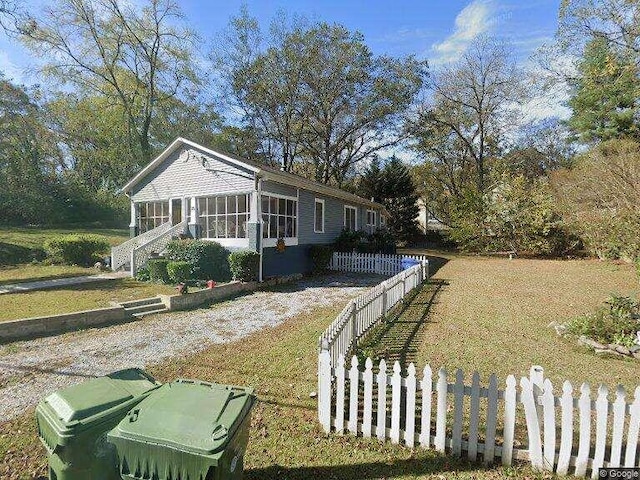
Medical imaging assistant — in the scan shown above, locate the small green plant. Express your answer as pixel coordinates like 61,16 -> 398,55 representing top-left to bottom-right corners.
134,266 -> 150,282
167,261 -> 192,284
566,294 -> 640,346
308,245 -> 333,274
147,258 -> 170,284
43,234 -> 110,266
228,251 -> 260,282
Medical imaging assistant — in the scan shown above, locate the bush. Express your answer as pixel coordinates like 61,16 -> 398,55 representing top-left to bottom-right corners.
147,258 -> 169,283
43,234 -> 110,266
134,266 -> 150,282
333,228 -> 395,254
566,295 -> 640,346
309,245 -> 334,274
228,251 -> 260,282
166,239 -> 231,281
167,261 -> 193,284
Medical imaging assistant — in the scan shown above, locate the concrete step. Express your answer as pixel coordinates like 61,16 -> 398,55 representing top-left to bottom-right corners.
123,302 -> 167,316
131,308 -> 168,318
119,297 -> 162,309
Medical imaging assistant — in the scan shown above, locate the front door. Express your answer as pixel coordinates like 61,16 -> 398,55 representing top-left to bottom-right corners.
171,198 -> 182,225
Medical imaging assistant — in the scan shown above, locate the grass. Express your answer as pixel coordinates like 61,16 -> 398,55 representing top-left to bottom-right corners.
0,279 -> 177,322
0,226 -> 128,266
0,299 -> 559,480
2,253 -> 638,479
0,264 -> 96,286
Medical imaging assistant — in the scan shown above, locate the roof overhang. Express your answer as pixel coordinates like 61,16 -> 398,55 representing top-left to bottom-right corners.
119,137 -> 388,214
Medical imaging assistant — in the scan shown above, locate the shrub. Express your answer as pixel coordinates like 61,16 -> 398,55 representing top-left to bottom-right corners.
167,261 -> 193,284
566,295 -> 640,346
309,245 -> 333,274
333,228 -> 396,254
228,251 -> 260,282
44,234 -> 110,266
147,258 -> 169,284
368,229 -> 396,254
134,266 -> 150,282
334,229 -> 368,252
166,239 -> 231,281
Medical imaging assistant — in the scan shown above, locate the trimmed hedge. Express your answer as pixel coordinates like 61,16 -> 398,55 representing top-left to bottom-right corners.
228,251 -> 260,282
308,245 -> 333,274
147,258 -> 169,284
43,234 -> 110,266
166,239 -> 231,282
167,261 -> 192,284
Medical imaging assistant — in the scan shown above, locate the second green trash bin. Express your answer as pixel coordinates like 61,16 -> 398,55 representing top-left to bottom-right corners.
35,368 -> 160,480
108,379 -> 256,480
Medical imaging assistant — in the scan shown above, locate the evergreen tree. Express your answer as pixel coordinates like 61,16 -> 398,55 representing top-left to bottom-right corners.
357,157 -> 384,202
380,157 -> 420,243
568,37 -> 640,143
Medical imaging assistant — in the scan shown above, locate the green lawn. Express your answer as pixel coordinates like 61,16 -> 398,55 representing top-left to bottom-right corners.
2,254 -> 638,479
0,264 -> 96,285
0,226 -> 128,266
0,279 -> 177,322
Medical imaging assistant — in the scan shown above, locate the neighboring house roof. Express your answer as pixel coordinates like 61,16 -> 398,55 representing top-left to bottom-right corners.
121,137 -> 387,212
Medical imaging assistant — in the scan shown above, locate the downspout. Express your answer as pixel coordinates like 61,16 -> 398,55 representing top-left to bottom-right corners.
257,176 -> 264,283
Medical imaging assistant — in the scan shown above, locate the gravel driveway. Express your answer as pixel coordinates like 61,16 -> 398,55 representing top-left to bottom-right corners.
0,273 -> 381,421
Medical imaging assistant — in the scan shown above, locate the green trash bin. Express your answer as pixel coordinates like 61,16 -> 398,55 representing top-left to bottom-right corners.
35,368 -> 160,480
108,379 -> 256,480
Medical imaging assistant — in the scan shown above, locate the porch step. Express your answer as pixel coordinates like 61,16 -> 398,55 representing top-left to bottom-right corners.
119,297 -> 168,318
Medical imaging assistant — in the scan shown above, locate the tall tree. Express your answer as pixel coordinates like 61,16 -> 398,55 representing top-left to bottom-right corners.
19,0 -> 202,168
214,10 -> 426,185
411,36 -> 524,223
380,157 -> 420,243
568,37 -> 639,142
0,76 -> 63,224
357,158 -> 383,203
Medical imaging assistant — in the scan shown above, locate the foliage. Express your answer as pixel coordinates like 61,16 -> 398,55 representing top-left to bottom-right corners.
215,11 -> 426,185
43,234 -> 110,266
449,175 -> 573,256
333,229 -> 369,252
411,36 -> 524,225
551,139 -> 640,261
568,37 -> 639,143
566,295 -> 640,346
333,228 -> 396,254
166,239 -> 231,282
147,258 -> 169,284
308,245 -> 333,274
134,266 -> 150,282
380,157 -> 420,244
166,261 -> 193,284
20,0 -> 203,166
228,250 -> 260,282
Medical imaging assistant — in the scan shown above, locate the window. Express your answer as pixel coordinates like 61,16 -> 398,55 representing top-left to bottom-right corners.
137,201 -> 169,233
344,205 -> 357,231
261,194 -> 297,239
366,209 -> 376,232
314,199 -> 325,233
198,194 -> 249,239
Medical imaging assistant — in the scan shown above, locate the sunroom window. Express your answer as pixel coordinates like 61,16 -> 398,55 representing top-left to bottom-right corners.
262,194 -> 297,239
198,194 -> 249,239
137,201 -> 169,233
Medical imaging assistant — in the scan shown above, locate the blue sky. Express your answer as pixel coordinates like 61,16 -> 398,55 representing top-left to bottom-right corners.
0,0 -> 561,83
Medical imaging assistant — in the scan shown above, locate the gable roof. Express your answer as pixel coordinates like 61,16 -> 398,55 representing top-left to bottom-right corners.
121,137 -> 387,212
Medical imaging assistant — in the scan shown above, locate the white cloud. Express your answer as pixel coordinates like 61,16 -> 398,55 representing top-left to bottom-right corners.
0,50 -> 22,82
431,0 -> 495,64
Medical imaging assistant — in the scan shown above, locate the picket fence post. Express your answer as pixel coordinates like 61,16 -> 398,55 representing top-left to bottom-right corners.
520,377 -> 543,469
363,358 -> 373,438
317,346 -> 332,433
391,362 -> 402,444
405,363 -> 417,448
419,364 -> 432,448
335,355 -> 345,434
435,367 -> 447,452
348,356 -> 359,435
376,359 -> 387,440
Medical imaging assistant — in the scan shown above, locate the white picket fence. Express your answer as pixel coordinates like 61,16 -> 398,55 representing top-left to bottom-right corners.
329,252 -> 428,276
317,354 -> 640,477
319,259 -> 429,367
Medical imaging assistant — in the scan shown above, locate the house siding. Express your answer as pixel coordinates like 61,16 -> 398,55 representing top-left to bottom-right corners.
130,145 -> 255,202
262,245 -> 311,277
261,180 -> 298,198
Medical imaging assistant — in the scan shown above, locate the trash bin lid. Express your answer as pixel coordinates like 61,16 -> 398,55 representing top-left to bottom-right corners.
46,370 -> 156,423
111,379 -> 255,456
36,369 -> 160,451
